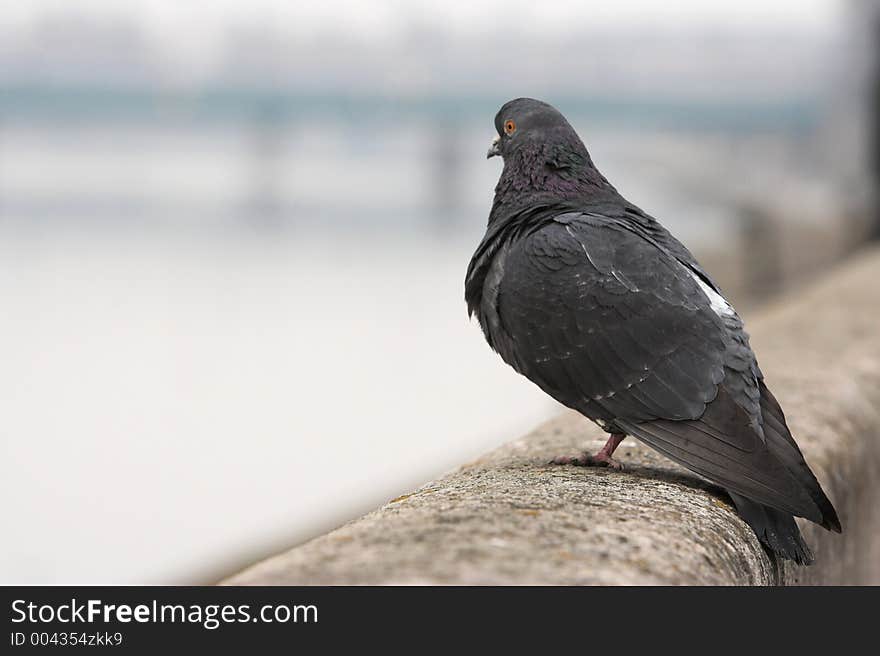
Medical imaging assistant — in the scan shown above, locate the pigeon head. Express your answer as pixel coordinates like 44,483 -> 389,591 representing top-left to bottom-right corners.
487,98 -> 586,161
486,98 -> 615,222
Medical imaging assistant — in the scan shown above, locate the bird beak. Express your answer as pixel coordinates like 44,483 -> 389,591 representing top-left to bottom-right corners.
486,134 -> 501,159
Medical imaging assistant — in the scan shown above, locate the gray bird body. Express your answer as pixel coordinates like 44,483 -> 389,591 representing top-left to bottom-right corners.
466,98 -> 840,564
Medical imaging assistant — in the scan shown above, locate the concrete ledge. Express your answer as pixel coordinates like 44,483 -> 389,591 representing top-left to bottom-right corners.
223,248 -> 880,585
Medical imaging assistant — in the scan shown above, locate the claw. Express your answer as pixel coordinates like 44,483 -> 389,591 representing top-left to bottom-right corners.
593,454 -> 624,470
551,433 -> 627,470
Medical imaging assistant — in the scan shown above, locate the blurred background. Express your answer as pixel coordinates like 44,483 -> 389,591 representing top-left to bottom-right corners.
1,0 -> 877,583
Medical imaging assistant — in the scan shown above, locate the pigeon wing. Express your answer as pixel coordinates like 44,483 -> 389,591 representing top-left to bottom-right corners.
496,214 -> 727,421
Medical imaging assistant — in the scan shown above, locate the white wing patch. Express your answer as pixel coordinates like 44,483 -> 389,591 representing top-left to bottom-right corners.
689,271 -> 735,318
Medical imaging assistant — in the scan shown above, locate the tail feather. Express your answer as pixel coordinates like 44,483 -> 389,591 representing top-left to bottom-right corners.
758,381 -> 842,533
728,492 -> 814,565
619,380 -> 842,565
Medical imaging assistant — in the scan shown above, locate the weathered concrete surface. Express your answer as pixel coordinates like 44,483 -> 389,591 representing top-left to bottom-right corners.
224,248 -> 880,585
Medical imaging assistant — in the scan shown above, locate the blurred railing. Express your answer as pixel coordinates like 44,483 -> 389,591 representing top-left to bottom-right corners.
0,88 -> 832,232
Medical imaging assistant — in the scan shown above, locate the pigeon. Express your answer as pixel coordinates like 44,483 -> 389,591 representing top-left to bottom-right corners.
465,98 -> 841,564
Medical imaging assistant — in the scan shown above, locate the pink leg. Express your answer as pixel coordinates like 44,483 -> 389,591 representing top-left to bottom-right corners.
551,433 -> 627,470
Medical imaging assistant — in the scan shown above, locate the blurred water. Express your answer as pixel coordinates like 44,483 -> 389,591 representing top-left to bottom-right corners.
0,221 -> 565,583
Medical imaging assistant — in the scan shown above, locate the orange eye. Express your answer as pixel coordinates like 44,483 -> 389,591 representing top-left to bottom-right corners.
504,119 -> 516,135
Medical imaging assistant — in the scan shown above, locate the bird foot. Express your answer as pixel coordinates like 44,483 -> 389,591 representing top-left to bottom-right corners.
551,452 -> 624,470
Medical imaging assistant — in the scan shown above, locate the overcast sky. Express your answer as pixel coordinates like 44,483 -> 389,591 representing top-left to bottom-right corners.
0,1 -> 850,92
1,1 -> 844,39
